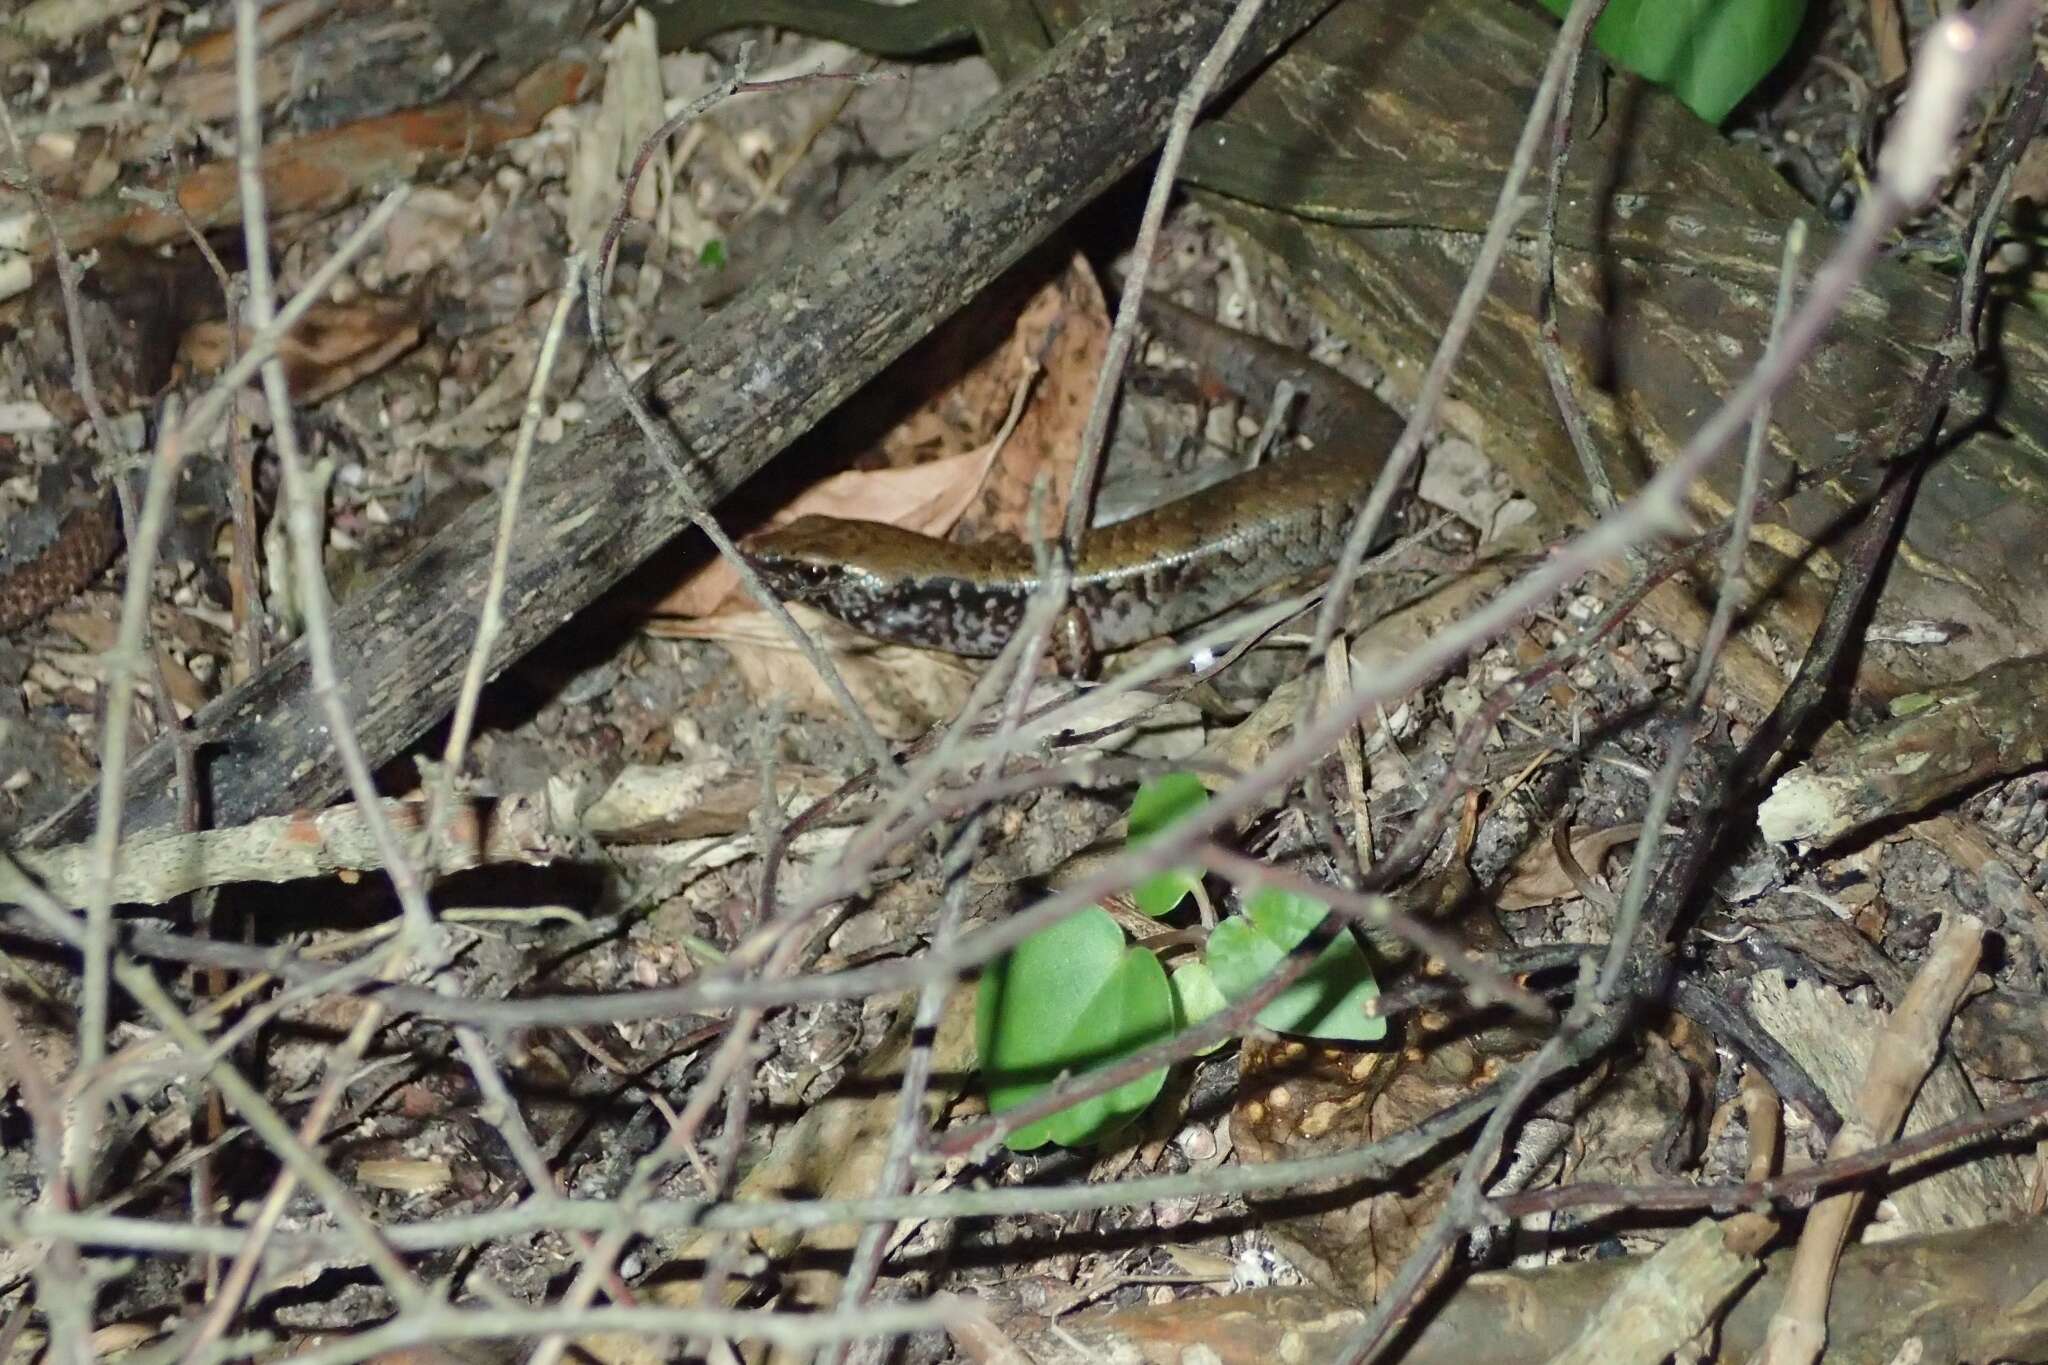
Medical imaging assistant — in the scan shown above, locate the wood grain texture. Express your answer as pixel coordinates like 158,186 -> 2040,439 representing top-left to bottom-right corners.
1180,0 -> 2048,707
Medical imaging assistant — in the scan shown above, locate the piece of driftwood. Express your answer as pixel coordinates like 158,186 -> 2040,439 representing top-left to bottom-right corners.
1758,652 -> 2048,846
985,1217 -> 2048,1365
22,0 -> 1335,848
1178,0 -> 2048,708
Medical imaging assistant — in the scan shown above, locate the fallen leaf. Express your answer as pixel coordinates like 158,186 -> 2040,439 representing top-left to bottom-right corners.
654,602 -> 977,739
1497,823 -> 1652,911
179,297 -> 422,403
951,254 -> 1108,543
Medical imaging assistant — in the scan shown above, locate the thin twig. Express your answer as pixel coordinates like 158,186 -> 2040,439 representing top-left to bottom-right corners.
230,0 -> 440,949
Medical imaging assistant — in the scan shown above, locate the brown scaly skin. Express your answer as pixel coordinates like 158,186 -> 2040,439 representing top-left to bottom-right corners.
742,299 -> 1408,658
0,487 -> 120,634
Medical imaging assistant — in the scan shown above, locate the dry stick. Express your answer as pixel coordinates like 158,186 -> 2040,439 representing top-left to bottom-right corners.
176,1001 -> 390,1365
1534,1 -> 1620,520
1486,1087 -> 2048,1222
18,1078 -> 2048,1268
1695,222 -> 1806,711
1548,1212 -> 1777,1365
431,257 -> 585,844
1306,0 -> 1608,662
129,9 -> 450,1345
128,187 -> 268,680
134,233 -> 249,1285
1671,978 -> 1842,1142
1060,0 -> 1270,547
1742,1066 -> 1783,1186
592,60 -> 901,782
9,794 -> 554,908
589,267 -> 903,781
1750,912 -> 1987,1365
1595,218 -> 1805,1006
228,0 -> 437,949
110,957 -> 427,1307
829,817 -> 985,1361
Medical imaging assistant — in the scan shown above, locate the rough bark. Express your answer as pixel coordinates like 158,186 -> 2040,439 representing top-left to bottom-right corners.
991,1217 -> 2048,1365
1182,0 -> 2048,709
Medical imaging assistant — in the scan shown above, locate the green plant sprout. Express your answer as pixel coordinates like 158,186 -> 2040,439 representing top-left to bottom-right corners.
1536,0 -> 1809,125
975,774 -> 1383,1151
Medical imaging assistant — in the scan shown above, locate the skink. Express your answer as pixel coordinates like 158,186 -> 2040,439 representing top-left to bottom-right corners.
741,298 -> 1408,658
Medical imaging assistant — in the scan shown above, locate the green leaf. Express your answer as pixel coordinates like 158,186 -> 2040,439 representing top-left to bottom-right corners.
1168,960 -> 1231,1057
1535,0 -> 1809,125
976,907 -> 1177,1150
1127,773 -> 1208,917
1204,887 -> 1385,1041
699,238 -> 728,269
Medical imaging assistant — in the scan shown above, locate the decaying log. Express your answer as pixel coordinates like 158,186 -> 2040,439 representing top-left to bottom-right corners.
1176,0 -> 2048,711
988,1217 -> 2048,1365
1759,652 -> 2048,846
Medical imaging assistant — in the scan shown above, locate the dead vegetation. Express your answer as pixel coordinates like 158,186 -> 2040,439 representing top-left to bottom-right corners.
2,2 -> 2048,1364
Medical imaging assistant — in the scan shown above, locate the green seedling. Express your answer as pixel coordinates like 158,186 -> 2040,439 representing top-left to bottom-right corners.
974,906 -> 1176,1151
1127,770 -> 1209,917
975,774 -> 1383,1151
1204,886 -> 1385,1042
1537,0 -> 1808,125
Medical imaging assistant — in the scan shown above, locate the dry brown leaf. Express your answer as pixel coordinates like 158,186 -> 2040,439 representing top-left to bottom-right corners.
1496,823 -> 1650,911
655,603 -> 977,739
178,297 -> 422,403
951,253 -> 1107,542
